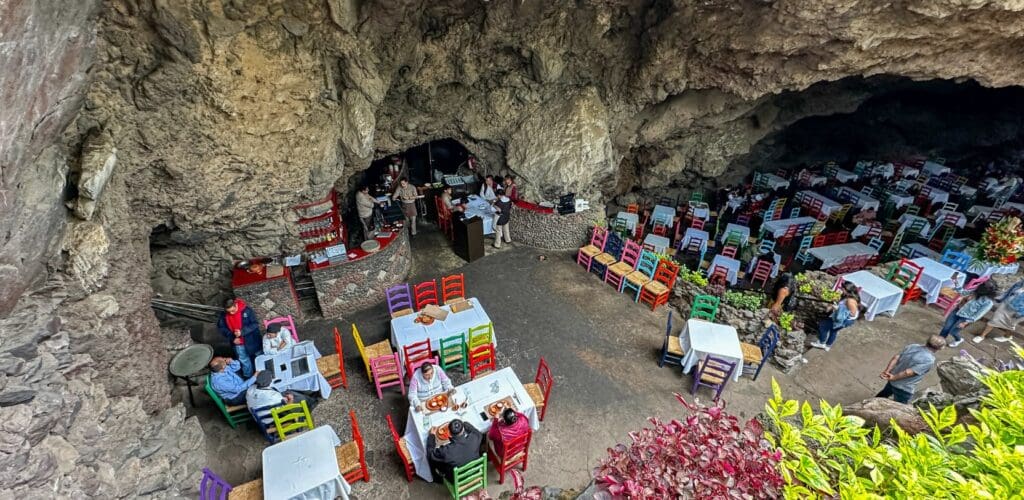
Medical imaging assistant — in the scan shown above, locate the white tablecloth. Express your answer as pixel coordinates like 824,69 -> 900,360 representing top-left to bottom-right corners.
764,173 -> 790,190
615,212 -> 638,232
706,255 -> 741,285
838,187 -> 880,212
808,174 -> 828,187
681,228 -> 709,254
927,188 -> 950,206
643,233 -> 671,253
746,253 -> 782,279
464,196 -> 496,235
835,168 -> 859,183
933,209 -> 967,228
898,214 -> 931,236
390,298 -> 494,367
652,204 -> 676,225
798,191 -> 842,215
841,271 -> 903,321
255,342 -> 332,400
969,260 -> 1020,278
404,367 -> 539,481
807,242 -> 877,269
689,202 -> 710,220
888,192 -> 915,209
922,161 -> 951,176
719,223 -> 751,244
679,319 -> 743,382
873,163 -> 895,178
957,185 -> 978,197
910,257 -> 958,304
902,242 -> 939,260
263,425 -> 352,500
761,217 -> 817,238
901,166 -> 921,179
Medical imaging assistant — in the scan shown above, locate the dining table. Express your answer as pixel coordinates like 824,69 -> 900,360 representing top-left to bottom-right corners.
718,223 -> 751,244
909,257 -> 959,304
798,191 -> 842,216
807,242 -> 877,270
840,271 -> 904,321
652,204 -> 677,225
706,255 -> 741,285
403,367 -> 539,481
678,319 -> 744,382
680,228 -> 709,254
763,173 -> 790,190
464,195 -> 496,234
761,216 -> 817,238
834,168 -> 859,183
262,425 -> 352,500
390,298 -> 494,368
837,187 -> 880,212
615,211 -> 639,232
254,341 -> 333,400
922,161 -> 951,176
643,233 -> 672,253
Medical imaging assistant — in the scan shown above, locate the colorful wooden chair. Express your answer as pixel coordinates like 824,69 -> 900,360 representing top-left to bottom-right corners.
691,356 -> 737,401
604,239 -> 643,292
720,245 -> 738,258
487,428 -> 532,484
386,283 -> 415,318
445,455 -> 487,499
740,325 -> 780,381
468,322 -> 494,351
626,203 -> 639,214
249,402 -> 284,443
622,250 -> 658,299
469,343 -> 497,379
658,311 -> 685,368
639,259 -> 681,310
590,232 -> 623,278
263,315 -> 300,342
523,357 -> 553,421
940,249 -> 971,272
352,323 -> 394,380
199,468 -> 262,500
370,353 -> 406,399
337,410 -> 370,484
886,258 -> 925,304
316,326 -> 347,390
867,236 -> 885,253
441,273 -> 466,304
414,280 -> 439,310
749,259 -> 774,290
402,339 -> 434,380
932,287 -> 963,318
270,400 -> 314,440
690,295 -> 719,321
385,414 -> 415,482
204,376 -> 251,428
578,226 -> 608,272
439,333 -> 467,374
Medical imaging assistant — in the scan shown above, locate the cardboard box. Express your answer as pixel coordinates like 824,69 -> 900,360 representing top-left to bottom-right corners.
420,304 -> 449,321
265,264 -> 284,278
449,299 -> 474,313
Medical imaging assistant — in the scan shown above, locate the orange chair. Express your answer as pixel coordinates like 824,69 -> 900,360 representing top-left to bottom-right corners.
336,410 -> 370,484
487,428 -> 532,485
403,340 -> 435,380
316,327 -> 348,389
469,343 -> 497,379
626,203 -> 639,214
385,414 -> 415,482
441,274 -> 466,304
414,280 -> 438,310
523,357 -> 553,421
639,260 -> 681,311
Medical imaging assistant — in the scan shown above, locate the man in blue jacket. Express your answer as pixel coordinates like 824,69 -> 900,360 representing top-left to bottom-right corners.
217,297 -> 262,378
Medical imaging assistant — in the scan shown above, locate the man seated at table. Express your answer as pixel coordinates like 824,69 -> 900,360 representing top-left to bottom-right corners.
409,362 -> 455,412
487,408 -> 530,458
427,419 -> 484,484
209,356 -> 258,405
440,186 -> 463,213
246,371 -> 317,415
262,323 -> 295,356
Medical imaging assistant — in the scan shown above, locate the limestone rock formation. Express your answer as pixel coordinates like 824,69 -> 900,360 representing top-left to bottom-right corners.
846,397 -> 929,435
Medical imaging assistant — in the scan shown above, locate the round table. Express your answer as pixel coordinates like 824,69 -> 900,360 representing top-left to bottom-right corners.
169,344 -> 214,406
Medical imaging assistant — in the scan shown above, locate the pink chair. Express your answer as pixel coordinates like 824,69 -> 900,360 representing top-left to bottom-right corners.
577,226 -> 608,272
263,316 -> 299,342
931,290 -> 962,318
370,353 -> 405,399
963,275 -> 990,292
604,239 -> 643,292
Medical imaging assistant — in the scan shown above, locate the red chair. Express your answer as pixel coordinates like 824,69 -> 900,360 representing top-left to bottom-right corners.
317,326 -> 348,389
652,222 -> 669,237
370,353 -> 405,399
690,218 -> 704,230
639,260 -> 681,311
931,287 -> 962,318
338,410 -> 370,484
488,428 -> 532,485
720,246 -> 738,258
524,357 -> 553,421
812,234 -> 829,248
626,203 -> 639,214
414,280 -> 438,310
749,259 -> 773,289
777,224 -> 799,248
886,258 -> 924,304
634,214 -> 648,240
403,340 -> 434,380
435,198 -> 453,240
578,226 -> 608,272
469,343 -> 497,379
441,273 -> 466,304
709,265 -> 729,285
385,414 -> 415,482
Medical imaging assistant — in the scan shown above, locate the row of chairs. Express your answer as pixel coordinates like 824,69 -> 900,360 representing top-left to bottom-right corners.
386,273 -> 466,318
579,226 -> 681,311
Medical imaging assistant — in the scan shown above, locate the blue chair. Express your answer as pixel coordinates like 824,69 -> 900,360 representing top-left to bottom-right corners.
658,311 -> 685,368
250,403 -> 284,443
623,250 -> 658,300
591,233 -> 624,278
867,236 -> 885,253
789,207 -> 800,218
740,325 -> 780,381
794,235 -> 815,265
940,249 -> 971,272
758,239 -> 776,255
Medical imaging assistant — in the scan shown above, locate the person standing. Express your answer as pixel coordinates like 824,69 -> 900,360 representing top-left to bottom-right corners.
973,278 -> 1023,343
479,175 -> 497,201
355,185 -> 377,239
938,282 -> 996,347
876,336 -> 945,404
503,175 -> 519,201
392,178 -> 423,237
217,297 -> 262,378
492,188 -> 513,248
768,273 -> 796,318
810,282 -> 860,352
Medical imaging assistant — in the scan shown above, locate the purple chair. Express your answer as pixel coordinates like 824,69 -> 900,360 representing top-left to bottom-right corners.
386,283 -> 414,318
691,356 -> 737,401
199,468 -> 232,500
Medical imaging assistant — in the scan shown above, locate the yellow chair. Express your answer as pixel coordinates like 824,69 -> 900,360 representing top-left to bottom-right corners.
467,323 -> 494,351
271,400 -> 314,440
352,323 -> 394,380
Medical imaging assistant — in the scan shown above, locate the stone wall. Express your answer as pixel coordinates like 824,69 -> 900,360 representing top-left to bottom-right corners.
512,207 -> 605,250
233,273 -> 302,324
311,232 -> 412,318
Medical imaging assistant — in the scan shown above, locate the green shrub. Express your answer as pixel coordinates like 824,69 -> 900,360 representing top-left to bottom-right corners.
819,289 -> 841,302
680,268 -> 709,287
724,290 -> 763,311
778,312 -> 795,331
798,283 -> 813,294
794,273 -> 809,284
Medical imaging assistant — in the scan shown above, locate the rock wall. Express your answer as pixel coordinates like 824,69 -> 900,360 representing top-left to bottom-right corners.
512,208 -> 605,250
233,274 -> 303,324
310,232 -> 412,318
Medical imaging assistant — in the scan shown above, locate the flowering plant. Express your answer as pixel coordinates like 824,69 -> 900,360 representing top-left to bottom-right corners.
593,394 -> 784,499
974,216 -> 1024,264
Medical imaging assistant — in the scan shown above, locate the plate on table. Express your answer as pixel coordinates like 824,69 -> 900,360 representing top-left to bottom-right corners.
435,422 -> 452,441
425,393 -> 449,412
485,396 -> 516,419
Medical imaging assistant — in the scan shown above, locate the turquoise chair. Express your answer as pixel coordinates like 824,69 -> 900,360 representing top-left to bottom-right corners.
623,250 -> 658,301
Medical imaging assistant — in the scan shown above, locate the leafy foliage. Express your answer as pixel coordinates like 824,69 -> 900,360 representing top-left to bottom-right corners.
594,395 -> 784,499
794,273 -> 809,284
973,216 -> 1024,264
680,267 -> 709,287
798,283 -> 813,294
765,351 -> 1024,499
725,290 -> 763,311
819,289 -> 841,302
777,312 -> 795,331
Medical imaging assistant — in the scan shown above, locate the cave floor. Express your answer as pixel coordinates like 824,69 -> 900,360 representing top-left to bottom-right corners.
189,235 -> 1020,499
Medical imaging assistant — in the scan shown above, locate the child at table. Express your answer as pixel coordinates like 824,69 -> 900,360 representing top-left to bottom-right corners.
939,282 -> 996,347
262,323 -> 295,356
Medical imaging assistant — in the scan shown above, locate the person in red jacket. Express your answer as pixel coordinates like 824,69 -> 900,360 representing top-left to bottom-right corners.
487,408 -> 530,458
216,297 -> 262,378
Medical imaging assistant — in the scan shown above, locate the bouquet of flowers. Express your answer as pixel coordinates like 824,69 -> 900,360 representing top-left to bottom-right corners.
974,216 -> 1024,264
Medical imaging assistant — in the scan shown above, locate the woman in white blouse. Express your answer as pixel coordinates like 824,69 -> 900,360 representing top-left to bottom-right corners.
479,175 -> 497,201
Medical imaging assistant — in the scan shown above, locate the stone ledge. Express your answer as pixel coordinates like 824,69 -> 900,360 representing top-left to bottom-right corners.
310,231 -> 412,318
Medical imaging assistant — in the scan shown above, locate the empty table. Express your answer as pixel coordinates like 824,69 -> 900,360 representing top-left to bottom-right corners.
762,216 -> 817,238
763,173 -> 790,190
957,185 -> 978,197
168,344 -> 213,407
719,223 -> 751,244
835,168 -> 859,183
681,228 -> 709,254
807,174 -> 828,187
643,233 -> 671,253
840,271 -> 904,321
679,319 -> 744,382
901,166 -> 921,178
933,209 -> 967,228
746,253 -> 782,279
688,202 -> 711,220
798,191 -> 842,216
263,425 -> 352,500
807,242 -> 877,269
615,211 -> 639,232
652,204 -> 676,225
838,187 -> 880,212
922,161 -> 950,176
888,192 -> 915,209
898,214 -> 931,236
902,243 -> 939,260
391,298 -> 494,367
706,255 -> 741,285
910,257 -> 959,304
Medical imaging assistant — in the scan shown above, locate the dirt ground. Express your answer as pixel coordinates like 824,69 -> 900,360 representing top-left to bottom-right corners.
187,224 -> 1021,499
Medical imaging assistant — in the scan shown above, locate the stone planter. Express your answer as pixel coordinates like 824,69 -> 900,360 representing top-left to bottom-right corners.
511,206 -> 604,250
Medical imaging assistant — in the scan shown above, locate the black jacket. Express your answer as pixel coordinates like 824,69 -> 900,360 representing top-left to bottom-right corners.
494,198 -> 513,226
427,423 -> 484,483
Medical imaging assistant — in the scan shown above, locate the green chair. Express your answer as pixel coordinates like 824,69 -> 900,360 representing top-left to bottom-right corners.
439,333 -> 468,374
204,376 -> 251,428
468,323 -> 494,351
690,191 -> 704,202
271,400 -> 314,440
690,295 -> 720,321
444,455 -> 488,499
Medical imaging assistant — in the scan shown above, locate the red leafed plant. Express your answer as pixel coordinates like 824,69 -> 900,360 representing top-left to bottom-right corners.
593,394 -> 783,498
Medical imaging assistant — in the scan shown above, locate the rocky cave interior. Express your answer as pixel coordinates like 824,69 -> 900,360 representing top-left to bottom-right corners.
6,0 -> 1024,497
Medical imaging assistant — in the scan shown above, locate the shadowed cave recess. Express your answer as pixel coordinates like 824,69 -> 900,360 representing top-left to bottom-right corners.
5,0 -> 1024,497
